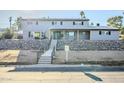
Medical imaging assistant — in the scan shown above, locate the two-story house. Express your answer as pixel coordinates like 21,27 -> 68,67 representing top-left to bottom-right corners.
20,17 -> 119,40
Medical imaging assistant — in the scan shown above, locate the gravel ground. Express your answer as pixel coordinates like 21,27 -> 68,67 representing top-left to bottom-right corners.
0,50 -> 41,65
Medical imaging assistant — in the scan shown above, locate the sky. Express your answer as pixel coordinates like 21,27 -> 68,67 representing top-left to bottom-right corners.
0,10 -> 124,28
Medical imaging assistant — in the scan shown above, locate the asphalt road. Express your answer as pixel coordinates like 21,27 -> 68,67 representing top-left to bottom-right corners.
0,66 -> 124,82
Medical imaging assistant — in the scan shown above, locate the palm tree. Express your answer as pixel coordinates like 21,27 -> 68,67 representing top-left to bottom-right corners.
9,17 -> 12,30
16,17 -> 22,31
80,11 -> 85,18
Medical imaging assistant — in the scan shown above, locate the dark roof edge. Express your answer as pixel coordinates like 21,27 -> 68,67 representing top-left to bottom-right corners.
50,28 -> 119,31
21,18 -> 90,21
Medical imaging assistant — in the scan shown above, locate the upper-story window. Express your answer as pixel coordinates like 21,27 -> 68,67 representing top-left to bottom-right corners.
60,21 -> 63,25
36,21 -> 38,25
52,21 -> 54,25
81,22 -> 84,25
73,21 -> 75,25
56,21 -> 57,24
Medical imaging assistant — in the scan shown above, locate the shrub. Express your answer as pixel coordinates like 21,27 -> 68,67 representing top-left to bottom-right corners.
17,34 -> 23,39
2,28 -> 14,39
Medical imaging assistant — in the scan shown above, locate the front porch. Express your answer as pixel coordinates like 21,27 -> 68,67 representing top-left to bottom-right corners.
50,30 -> 90,40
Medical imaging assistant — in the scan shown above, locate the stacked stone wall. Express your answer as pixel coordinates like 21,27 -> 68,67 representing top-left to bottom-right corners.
57,40 -> 124,50
0,39 -> 49,50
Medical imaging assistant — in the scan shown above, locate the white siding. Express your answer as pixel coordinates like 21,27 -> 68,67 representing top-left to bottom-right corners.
90,30 -> 119,40
22,20 -> 89,40
21,19 -> 118,40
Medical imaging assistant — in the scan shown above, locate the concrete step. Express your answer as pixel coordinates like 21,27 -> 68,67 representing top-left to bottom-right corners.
39,61 -> 51,63
39,58 -> 52,60
38,40 -> 57,64
39,62 -> 51,64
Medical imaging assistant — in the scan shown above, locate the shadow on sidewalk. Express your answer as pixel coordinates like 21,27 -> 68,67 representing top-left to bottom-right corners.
84,72 -> 103,81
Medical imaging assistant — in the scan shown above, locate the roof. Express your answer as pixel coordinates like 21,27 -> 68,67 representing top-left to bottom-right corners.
49,25 -> 119,31
21,18 -> 89,21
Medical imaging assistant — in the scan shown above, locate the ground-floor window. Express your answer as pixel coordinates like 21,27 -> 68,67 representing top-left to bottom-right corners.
34,32 -> 40,39
53,31 -> 63,39
105,31 -> 111,35
79,31 -> 90,40
99,31 -> 111,35
28,32 -> 31,38
65,31 -> 76,40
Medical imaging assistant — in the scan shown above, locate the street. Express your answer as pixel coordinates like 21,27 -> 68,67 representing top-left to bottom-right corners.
0,65 -> 124,83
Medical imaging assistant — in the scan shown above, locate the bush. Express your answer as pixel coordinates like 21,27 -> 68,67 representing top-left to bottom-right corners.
17,34 -> 23,39
2,28 -> 14,39
0,33 -> 2,39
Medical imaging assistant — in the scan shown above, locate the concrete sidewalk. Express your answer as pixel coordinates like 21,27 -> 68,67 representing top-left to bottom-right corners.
14,64 -> 124,72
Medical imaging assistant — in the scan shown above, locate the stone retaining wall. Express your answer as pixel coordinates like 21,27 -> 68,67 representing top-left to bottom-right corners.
0,39 -> 49,50
57,40 -> 124,50
1,39 -> 124,50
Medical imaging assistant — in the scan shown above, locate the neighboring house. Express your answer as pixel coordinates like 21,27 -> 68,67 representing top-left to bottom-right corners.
20,17 -> 119,40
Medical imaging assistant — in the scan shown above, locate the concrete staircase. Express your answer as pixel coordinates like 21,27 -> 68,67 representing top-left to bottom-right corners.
38,40 -> 57,64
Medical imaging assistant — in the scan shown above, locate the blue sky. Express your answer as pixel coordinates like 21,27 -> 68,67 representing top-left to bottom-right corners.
0,10 -> 123,28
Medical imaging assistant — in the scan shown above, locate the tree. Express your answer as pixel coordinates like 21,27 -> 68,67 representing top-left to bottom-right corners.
120,27 -> 124,34
9,17 -> 12,30
107,16 -> 123,29
80,11 -> 85,18
16,17 -> 22,31
12,17 -> 22,31
2,28 -> 14,39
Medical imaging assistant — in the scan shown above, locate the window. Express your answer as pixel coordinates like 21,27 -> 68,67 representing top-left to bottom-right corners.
105,31 -> 111,35
29,32 -> 31,37
34,32 -> 40,39
97,23 -> 100,26
36,21 -> 38,25
82,32 -> 86,35
73,21 -> 75,25
60,21 -> 63,25
55,21 -> 57,24
82,22 -> 84,25
69,32 -> 74,36
52,21 -> 54,25
109,31 -> 111,35
41,32 -> 44,38
99,31 -> 101,35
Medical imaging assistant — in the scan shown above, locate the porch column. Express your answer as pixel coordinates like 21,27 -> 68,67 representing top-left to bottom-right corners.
48,30 -> 51,40
77,30 -> 79,41
62,30 -> 65,40
51,31 -> 54,39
